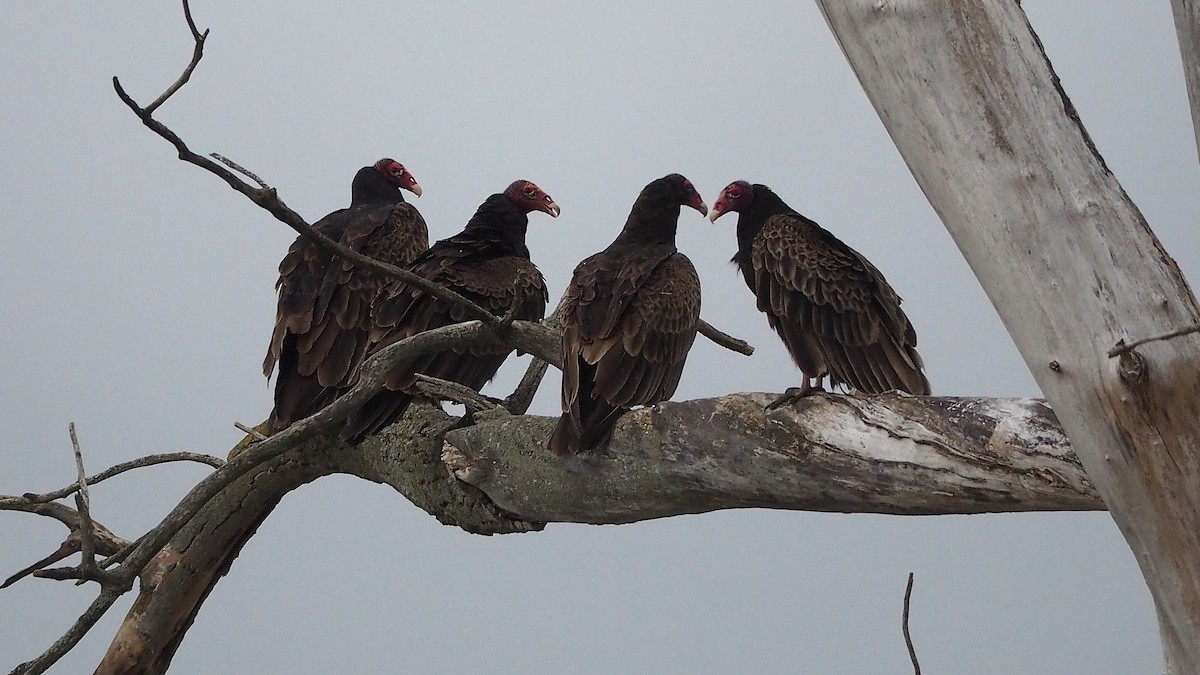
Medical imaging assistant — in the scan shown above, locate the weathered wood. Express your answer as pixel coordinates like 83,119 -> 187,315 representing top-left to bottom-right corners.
445,393 -> 1098,522
89,391 -> 1095,674
92,404 -> 538,675
815,1 -> 1200,669
1172,0 -> 1200,164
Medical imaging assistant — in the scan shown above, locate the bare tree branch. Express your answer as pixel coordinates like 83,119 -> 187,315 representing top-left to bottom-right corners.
106,318 -> 554,589
141,0 -> 206,115
16,452 -> 224,505
109,5 -> 499,328
443,394 -> 1099,522
233,422 -> 268,442
903,572 -> 920,675
8,587 -> 129,675
414,373 -> 503,413
698,319 -> 754,356
1107,323 -> 1200,357
209,153 -> 267,189
67,423 -> 98,581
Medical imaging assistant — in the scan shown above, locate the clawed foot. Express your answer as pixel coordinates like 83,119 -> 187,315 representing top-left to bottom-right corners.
766,383 -> 823,410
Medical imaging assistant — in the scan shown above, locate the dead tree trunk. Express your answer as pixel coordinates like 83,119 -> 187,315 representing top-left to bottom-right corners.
1172,0 -> 1200,164
816,1 -> 1200,670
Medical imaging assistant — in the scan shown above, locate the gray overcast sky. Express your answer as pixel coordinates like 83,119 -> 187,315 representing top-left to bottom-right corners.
2,2 -> 1196,673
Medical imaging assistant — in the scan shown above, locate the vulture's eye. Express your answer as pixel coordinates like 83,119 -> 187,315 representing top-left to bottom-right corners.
728,190 -> 741,199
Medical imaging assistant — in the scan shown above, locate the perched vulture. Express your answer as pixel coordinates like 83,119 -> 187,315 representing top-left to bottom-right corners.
548,174 -> 706,456
264,158 -> 426,432
709,180 -> 930,407
341,180 -> 559,443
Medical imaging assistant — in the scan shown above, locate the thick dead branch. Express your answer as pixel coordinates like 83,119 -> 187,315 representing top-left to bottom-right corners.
90,392 -> 1091,674
109,318 -> 554,590
93,403 -> 536,675
444,394 -> 1098,522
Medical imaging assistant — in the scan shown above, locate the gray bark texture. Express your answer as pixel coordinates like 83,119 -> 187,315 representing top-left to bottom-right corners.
815,1 -> 1200,670
445,393 -> 1098,522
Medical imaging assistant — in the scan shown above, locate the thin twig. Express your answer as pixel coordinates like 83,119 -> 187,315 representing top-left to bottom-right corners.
112,72 -> 498,325
68,424 -> 98,580
19,452 -> 225,504
142,0 -> 206,115
7,586 -> 128,675
503,294 -> 567,415
414,374 -> 502,413
2,536 -> 81,589
211,153 -> 269,189
234,421 -> 269,441
1107,323 -> 1200,357
903,572 -> 920,675
698,319 -> 754,356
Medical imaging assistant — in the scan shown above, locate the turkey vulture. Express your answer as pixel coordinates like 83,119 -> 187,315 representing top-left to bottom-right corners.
341,180 -> 559,443
709,180 -> 930,407
264,158 -> 426,432
548,174 -> 706,456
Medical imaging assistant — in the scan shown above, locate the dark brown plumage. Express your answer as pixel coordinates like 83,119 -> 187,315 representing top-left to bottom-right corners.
709,181 -> 929,406
341,180 -> 559,443
264,159 -> 426,432
548,174 -> 706,456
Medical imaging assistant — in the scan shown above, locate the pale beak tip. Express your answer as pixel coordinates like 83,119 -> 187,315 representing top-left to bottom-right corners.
547,202 -> 561,218
409,183 -> 423,198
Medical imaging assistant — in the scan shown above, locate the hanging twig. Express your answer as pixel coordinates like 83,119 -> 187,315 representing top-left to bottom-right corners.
903,572 -> 921,675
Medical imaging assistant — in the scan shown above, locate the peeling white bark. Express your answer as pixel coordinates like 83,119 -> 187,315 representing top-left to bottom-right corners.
815,1 -> 1200,669
444,393 -> 1099,522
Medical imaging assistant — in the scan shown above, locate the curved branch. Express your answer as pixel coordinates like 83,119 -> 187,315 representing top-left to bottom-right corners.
17,453 -> 222,505
109,318 -> 554,587
109,0 -> 498,327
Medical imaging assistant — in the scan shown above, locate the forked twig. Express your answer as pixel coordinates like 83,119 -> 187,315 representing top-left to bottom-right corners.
68,424 -> 97,580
